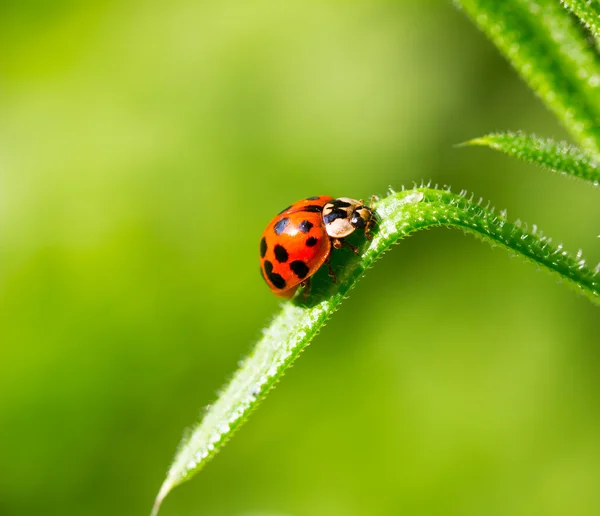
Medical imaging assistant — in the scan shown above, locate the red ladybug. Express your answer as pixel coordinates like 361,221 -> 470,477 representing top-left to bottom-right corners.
260,196 -> 375,298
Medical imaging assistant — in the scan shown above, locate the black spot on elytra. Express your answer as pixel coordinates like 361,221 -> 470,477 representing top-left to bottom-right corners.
290,260 -> 309,279
264,260 -> 274,274
264,260 -> 273,276
264,260 -> 286,289
301,205 -> 324,213
274,217 -> 289,235
298,220 -> 313,233
306,236 -> 318,247
269,272 -> 286,289
274,244 -> 289,263
260,237 -> 267,258
323,208 -> 347,225
278,205 -> 292,214
306,196 -> 321,200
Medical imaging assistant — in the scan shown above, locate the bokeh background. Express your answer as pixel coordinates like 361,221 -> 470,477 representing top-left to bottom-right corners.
1,1 -> 599,515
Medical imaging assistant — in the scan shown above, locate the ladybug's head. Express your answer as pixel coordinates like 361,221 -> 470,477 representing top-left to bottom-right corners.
322,198 -> 374,239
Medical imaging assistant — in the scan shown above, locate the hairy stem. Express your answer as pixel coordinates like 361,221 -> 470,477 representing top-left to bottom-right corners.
152,186 -> 599,515
465,132 -> 600,185
456,0 -> 600,159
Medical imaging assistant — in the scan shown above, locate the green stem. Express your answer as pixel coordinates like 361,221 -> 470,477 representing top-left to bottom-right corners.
457,0 -> 600,160
152,186 -> 599,515
562,0 -> 600,42
465,132 -> 600,185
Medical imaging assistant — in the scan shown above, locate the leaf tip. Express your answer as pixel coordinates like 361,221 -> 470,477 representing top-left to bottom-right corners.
150,498 -> 162,516
151,476 -> 175,516
454,136 -> 490,148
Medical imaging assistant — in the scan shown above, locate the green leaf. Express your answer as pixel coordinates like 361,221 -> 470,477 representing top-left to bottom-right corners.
562,0 -> 600,42
465,131 -> 600,185
152,187 -> 599,516
455,0 -> 600,159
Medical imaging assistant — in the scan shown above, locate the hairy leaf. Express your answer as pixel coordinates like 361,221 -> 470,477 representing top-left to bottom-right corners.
562,0 -> 600,41
456,0 -> 600,159
152,186 -> 599,515
466,131 -> 600,185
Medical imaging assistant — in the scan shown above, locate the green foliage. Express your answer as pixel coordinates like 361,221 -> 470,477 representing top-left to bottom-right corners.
2,3 -> 599,516
456,0 -> 600,159
153,1 -> 600,513
152,186 -> 599,514
465,132 -> 600,185
562,0 -> 600,41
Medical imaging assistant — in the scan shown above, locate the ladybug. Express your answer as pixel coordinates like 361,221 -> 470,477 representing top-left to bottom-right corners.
260,195 -> 375,298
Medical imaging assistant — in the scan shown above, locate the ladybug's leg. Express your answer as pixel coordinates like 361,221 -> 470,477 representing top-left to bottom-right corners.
300,277 -> 312,300
339,238 -> 359,255
325,255 -> 337,283
333,237 -> 359,254
364,195 -> 379,240
365,218 -> 376,240
348,241 -> 360,254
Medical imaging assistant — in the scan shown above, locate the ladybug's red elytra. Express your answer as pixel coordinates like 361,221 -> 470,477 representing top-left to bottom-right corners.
260,196 -> 375,298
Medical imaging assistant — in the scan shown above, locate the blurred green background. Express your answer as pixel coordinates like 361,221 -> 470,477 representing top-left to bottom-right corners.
1,1 -> 599,515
